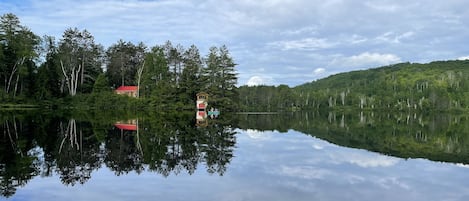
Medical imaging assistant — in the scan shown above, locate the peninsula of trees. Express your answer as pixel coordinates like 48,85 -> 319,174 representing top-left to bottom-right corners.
0,13 -> 238,110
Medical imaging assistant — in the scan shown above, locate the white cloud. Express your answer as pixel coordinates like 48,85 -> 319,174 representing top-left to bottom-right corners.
365,2 -> 400,12
245,129 -> 271,140
313,68 -> 326,75
332,52 -> 401,68
278,165 -> 333,180
246,75 -> 273,86
348,34 -> 368,44
329,151 -> 401,168
376,31 -> 415,44
269,37 -> 336,51
457,56 -> 469,60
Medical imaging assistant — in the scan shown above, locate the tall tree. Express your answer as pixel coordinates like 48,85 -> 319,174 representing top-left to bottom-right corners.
105,40 -> 146,88
140,46 -> 169,98
36,35 -> 62,99
218,45 -> 238,98
179,45 -> 202,104
163,41 -> 184,87
57,28 -> 102,96
0,13 -> 40,97
201,45 -> 238,109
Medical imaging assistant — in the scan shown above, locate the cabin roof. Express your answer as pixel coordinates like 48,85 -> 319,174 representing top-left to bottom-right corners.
114,123 -> 137,131
116,86 -> 138,91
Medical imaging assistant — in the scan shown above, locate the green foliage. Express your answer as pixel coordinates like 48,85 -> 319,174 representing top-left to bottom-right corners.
235,111 -> 469,164
239,61 -> 469,112
200,45 -> 238,110
0,13 -> 239,111
0,13 -> 40,100
105,40 -> 146,88
0,110 -> 236,195
92,73 -> 110,93
238,85 -> 297,112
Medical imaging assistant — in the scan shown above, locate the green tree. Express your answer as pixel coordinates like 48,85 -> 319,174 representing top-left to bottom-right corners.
0,13 -> 40,98
105,40 -> 146,88
179,45 -> 202,105
92,73 -> 110,93
57,28 -> 102,96
201,45 -> 238,109
35,36 -> 62,100
140,45 -> 173,105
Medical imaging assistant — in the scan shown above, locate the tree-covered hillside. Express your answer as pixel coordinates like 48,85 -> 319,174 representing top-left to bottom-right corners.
295,61 -> 469,111
239,61 -> 469,112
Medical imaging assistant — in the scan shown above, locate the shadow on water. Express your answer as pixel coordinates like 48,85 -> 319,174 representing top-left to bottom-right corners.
1,110 -> 469,197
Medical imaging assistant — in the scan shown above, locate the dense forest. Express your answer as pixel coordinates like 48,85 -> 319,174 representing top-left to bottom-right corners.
239,61 -> 469,112
0,13 -> 238,110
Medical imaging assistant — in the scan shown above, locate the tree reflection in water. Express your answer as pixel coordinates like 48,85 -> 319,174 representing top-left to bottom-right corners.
2,110 -> 468,197
0,111 -> 236,197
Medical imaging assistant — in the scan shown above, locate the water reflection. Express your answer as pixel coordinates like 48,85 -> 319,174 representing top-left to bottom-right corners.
0,111 -> 236,197
1,110 -> 469,199
236,111 -> 469,164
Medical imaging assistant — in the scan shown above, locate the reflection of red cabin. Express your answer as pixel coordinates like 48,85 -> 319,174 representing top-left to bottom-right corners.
115,86 -> 138,97
114,119 -> 138,131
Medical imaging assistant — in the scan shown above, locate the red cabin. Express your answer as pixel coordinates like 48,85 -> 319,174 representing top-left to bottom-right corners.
115,86 -> 138,97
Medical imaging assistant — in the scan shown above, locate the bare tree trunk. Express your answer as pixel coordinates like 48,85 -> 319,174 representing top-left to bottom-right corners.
13,72 -> 20,97
136,61 -> 145,98
59,119 -> 78,153
61,60 -> 82,96
6,63 -> 18,94
6,57 -> 25,94
81,52 -> 85,86
136,119 -> 143,156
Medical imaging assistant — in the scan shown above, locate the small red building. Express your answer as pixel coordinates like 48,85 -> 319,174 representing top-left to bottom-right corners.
114,119 -> 138,131
115,86 -> 138,97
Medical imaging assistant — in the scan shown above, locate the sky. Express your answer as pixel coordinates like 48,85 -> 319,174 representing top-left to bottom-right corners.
1,0 -> 469,86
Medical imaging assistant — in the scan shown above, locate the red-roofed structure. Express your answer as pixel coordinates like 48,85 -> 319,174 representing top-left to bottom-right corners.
115,86 -> 138,97
114,123 -> 138,131
114,119 -> 138,131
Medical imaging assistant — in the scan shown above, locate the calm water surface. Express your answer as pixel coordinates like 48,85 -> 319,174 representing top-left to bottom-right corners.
2,111 -> 469,201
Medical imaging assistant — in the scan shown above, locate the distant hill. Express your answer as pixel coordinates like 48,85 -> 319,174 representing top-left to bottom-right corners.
294,60 -> 469,111
238,60 -> 469,111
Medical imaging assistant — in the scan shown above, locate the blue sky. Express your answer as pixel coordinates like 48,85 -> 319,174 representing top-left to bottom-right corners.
1,0 -> 469,86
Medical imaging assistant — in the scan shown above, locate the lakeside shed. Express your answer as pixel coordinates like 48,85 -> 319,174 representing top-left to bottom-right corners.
196,92 -> 209,110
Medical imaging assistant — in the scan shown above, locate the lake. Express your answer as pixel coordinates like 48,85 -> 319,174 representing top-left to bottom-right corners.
1,110 -> 469,201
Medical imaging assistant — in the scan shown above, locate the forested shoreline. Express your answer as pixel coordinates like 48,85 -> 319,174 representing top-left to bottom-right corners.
239,61 -> 469,112
0,13 -> 238,110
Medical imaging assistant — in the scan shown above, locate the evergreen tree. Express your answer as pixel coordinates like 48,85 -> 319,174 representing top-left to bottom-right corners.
35,36 -> 62,100
92,73 -> 110,93
105,40 -> 145,88
179,45 -> 202,105
201,46 -> 238,110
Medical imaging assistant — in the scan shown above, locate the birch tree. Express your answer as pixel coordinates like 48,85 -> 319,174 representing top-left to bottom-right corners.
105,40 -> 145,88
58,28 -> 101,96
0,13 -> 40,96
